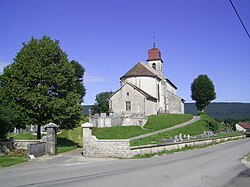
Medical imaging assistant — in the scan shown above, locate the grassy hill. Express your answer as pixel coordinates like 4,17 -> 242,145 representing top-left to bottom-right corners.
92,114 -> 193,139
131,114 -> 223,146
9,113 -> 229,150
185,102 -> 250,120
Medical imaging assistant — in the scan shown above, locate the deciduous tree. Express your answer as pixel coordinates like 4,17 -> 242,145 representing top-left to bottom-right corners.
191,74 -> 216,112
0,36 -> 85,139
92,91 -> 113,114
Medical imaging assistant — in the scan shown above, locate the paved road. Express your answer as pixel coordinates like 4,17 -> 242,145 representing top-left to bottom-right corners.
0,138 -> 249,187
130,115 -> 201,140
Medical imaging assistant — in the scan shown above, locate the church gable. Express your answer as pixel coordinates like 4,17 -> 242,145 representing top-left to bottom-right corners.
110,82 -> 157,103
109,82 -> 158,116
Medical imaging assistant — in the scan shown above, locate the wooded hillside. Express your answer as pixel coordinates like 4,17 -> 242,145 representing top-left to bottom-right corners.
185,102 -> 250,120
84,103 -> 250,121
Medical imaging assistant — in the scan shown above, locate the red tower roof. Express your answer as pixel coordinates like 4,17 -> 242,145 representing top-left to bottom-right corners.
147,47 -> 162,61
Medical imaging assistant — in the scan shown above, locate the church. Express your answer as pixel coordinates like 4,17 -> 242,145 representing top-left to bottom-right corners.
109,44 -> 184,116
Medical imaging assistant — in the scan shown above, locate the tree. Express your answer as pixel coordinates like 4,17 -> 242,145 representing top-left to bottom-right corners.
0,36 -> 85,139
92,91 -> 113,114
191,74 -> 216,112
0,105 -> 25,141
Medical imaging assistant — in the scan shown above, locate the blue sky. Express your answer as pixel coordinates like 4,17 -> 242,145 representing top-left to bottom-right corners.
1,0 -> 250,104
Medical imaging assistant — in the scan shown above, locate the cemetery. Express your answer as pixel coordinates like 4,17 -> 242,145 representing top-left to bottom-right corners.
81,122 -> 245,158
0,113 -> 247,164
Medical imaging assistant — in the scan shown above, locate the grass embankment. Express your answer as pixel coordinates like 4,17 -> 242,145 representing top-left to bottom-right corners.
247,153 -> 250,161
130,114 -> 222,146
92,114 -> 193,139
0,149 -> 28,168
57,126 -> 82,153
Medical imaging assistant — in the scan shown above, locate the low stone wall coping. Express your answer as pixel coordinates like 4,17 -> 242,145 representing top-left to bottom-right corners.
81,122 -> 94,128
130,135 -> 246,150
14,140 -> 40,142
96,139 -> 130,142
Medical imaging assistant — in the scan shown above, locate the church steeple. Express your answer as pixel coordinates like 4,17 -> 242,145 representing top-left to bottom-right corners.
147,37 -> 163,72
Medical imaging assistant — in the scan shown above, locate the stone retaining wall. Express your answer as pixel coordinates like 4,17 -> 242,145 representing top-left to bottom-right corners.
82,123 -> 245,158
0,140 -> 41,154
130,136 -> 245,157
0,141 -> 14,155
83,136 -> 131,158
14,140 -> 41,149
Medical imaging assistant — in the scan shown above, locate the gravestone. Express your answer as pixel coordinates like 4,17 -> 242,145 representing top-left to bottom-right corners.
100,113 -> 106,118
179,133 -> 183,141
94,113 -> 100,118
174,135 -> 179,142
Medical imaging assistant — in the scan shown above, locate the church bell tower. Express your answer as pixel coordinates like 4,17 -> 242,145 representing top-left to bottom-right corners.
147,41 -> 163,72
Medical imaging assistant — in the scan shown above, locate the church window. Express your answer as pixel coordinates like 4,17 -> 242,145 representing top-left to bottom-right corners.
127,92 -> 129,96
126,101 -> 131,111
152,63 -> 156,70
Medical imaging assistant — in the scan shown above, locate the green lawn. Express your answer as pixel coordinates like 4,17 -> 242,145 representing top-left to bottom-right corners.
93,126 -> 150,139
130,114 -> 222,146
145,114 -> 193,131
0,149 -> 28,168
8,132 -> 37,140
93,114 -> 193,139
0,156 -> 28,168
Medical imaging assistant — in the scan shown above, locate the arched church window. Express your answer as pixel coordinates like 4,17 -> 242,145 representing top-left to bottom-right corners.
152,63 -> 156,70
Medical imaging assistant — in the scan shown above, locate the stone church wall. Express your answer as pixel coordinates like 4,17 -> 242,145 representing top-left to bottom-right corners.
123,77 -> 158,99
89,113 -> 147,128
166,91 -> 184,114
110,83 -> 157,116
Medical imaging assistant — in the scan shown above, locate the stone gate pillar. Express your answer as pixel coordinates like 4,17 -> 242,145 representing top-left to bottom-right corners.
81,122 -> 93,142
81,122 -> 94,156
45,122 -> 58,155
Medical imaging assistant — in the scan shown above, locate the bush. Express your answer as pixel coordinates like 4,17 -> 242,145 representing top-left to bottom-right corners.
7,149 -> 27,157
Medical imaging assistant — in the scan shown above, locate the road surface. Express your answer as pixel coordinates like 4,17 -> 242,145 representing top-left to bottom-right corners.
0,138 -> 249,187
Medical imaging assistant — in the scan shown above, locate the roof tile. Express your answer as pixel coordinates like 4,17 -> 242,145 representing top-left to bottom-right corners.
120,62 -> 156,79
